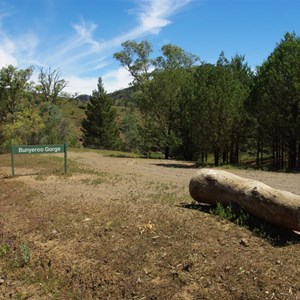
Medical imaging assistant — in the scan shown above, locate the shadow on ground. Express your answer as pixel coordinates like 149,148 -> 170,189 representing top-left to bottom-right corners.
153,163 -> 197,169
181,202 -> 300,247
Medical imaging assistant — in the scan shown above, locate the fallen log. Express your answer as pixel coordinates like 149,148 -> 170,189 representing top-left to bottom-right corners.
189,169 -> 300,231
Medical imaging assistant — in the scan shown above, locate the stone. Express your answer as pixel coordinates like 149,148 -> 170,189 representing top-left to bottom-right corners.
189,169 -> 300,231
240,238 -> 250,247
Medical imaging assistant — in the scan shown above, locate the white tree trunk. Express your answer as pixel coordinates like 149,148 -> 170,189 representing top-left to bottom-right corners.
189,169 -> 300,231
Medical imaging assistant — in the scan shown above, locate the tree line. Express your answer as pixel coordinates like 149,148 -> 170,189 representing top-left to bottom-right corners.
110,32 -> 299,170
0,67 -> 72,152
1,32 -> 299,170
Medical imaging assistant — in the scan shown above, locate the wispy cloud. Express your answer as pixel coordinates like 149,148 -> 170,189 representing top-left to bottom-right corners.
136,0 -> 191,35
0,0 -> 192,94
108,0 -> 192,48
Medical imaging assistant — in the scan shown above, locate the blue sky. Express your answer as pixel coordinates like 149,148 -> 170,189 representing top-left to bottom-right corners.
0,0 -> 299,95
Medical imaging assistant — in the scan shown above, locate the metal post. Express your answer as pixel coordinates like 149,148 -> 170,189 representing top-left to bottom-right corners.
11,146 -> 15,176
64,144 -> 67,174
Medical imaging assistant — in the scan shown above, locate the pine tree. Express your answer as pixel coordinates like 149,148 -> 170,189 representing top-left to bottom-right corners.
81,78 -> 120,149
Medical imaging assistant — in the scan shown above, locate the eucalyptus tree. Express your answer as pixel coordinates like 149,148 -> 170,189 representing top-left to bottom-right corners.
114,41 -> 199,158
37,67 -> 68,104
113,40 -> 153,88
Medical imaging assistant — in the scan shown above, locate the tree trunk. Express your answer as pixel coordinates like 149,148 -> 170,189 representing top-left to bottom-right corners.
256,138 -> 260,167
189,169 -> 300,231
288,138 -> 297,170
214,149 -> 220,166
165,146 -> 169,160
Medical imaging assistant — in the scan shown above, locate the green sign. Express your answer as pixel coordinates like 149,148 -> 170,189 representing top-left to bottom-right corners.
10,144 -> 67,176
11,144 -> 65,155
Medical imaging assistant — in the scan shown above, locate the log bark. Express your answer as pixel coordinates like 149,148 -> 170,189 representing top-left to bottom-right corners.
189,169 -> 300,231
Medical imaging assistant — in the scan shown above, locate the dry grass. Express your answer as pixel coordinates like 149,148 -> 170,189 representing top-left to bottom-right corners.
0,151 -> 300,299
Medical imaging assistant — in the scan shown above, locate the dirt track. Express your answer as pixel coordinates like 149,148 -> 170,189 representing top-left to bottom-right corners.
0,150 -> 300,299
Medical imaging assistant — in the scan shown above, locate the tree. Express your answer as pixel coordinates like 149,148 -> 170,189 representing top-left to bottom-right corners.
0,65 -> 33,124
1,108 -> 45,150
37,67 -> 68,104
139,68 -> 189,159
227,54 -> 254,164
114,41 -> 199,159
113,40 -> 153,88
82,78 -> 120,149
39,102 -> 70,144
190,57 -> 245,166
121,110 -> 141,152
253,32 -> 300,169
154,44 -> 199,70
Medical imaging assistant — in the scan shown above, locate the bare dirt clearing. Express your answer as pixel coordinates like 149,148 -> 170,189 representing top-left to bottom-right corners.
0,150 -> 300,299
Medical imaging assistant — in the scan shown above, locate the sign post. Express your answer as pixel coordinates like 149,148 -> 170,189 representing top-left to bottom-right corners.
64,144 -> 67,174
11,149 -> 15,176
10,144 -> 67,176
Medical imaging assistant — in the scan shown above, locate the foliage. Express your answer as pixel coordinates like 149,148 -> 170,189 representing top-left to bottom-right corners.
0,32 -> 299,170
1,108 -> 45,151
109,86 -> 135,107
192,58 -> 248,165
114,42 -> 199,159
210,202 -> 250,226
82,77 -> 120,149
37,67 -> 68,104
121,111 -> 141,152
0,65 -> 33,124
0,242 -> 10,257
14,242 -> 31,267
113,40 -> 153,87
253,32 -> 300,169
0,65 -> 72,151
39,103 -> 70,144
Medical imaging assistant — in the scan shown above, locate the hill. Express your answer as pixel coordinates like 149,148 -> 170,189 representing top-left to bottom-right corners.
61,87 -> 134,144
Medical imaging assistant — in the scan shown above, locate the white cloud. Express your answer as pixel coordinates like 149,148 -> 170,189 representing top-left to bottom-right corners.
102,68 -> 133,93
0,47 -> 16,66
64,75 -> 98,96
137,0 -> 190,34
109,0 -> 192,46
64,68 -> 132,96
0,35 -> 16,66
0,0 -> 192,94
72,20 -> 100,50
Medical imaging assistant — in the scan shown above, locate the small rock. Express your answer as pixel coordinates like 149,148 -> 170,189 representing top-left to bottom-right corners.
240,238 -> 250,247
0,279 -> 5,285
52,229 -> 58,235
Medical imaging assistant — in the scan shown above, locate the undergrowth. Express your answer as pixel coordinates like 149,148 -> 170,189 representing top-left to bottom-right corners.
208,202 -> 300,246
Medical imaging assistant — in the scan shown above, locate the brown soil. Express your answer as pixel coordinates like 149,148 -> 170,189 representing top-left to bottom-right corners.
0,151 -> 300,299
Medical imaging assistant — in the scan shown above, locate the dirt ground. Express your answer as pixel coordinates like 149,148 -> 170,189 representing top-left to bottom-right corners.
0,150 -> 299,299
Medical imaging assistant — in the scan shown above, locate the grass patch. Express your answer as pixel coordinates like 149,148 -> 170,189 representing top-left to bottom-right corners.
185,201 -> 300,246
210,202 -> 250,226
70,148 -> 140,158
81,177 -> 105,185
145,182 -> 189,204
0,242 -> 10,257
